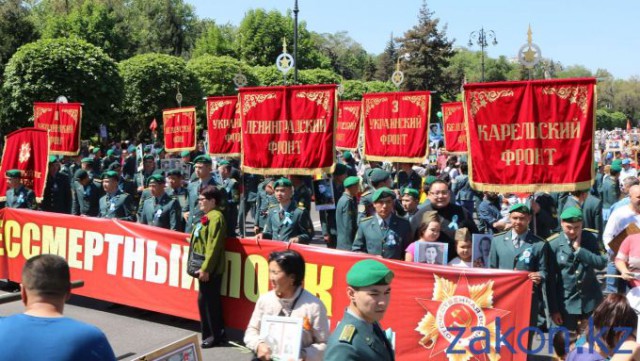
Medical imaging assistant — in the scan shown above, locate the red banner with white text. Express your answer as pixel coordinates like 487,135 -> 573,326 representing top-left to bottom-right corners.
0,208 -> 531,361
0,129 -> 50,202
336,101 -> 361,150
163,107 -> 197,152
239,85 -> 336,175
33,102 -> 82,155
442,102 -> 467,154
363,91 -> 431,163
207,96 -> 241,157
463,78 -> 596,192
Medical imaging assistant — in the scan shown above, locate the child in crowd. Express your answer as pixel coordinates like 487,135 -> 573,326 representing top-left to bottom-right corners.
405,211 -> 441,262
448,228 -> 472,268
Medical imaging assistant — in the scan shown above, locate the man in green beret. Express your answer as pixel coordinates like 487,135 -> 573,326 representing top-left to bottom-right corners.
254,177 -> 278,235
184,155 -> 224,233
41,156 -> 72,214
98,171 -> 136,221
325,259 -> 395,361
358,168 -> 392,223
138,174 -> 183,231
71,169 -> 100,217
218,160 -> 239,237
352,187 -> 411,260
256,178 -> 314,244
91,147 -> 103,174
101,149 -> 116,172
4,170 -> 36,210
547,206 -> 607,332
489,203 -> 553,336
400,188 -> 420,222
601,163 -> 621,222
136,154 -> 157,194
336,176 -> 360,251
165,169 -> 188,210
340,151 -> 357,177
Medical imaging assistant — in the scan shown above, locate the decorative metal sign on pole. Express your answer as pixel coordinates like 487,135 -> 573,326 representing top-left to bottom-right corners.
391,53 -> 409,89
517,25 -> 542,78
233,72 -> 248,89
176,84 -> 183,107
55,95 -> 68,103
276,38 -> 295,84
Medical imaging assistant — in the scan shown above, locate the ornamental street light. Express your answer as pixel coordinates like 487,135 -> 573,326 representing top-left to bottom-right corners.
468,27 -> 498,82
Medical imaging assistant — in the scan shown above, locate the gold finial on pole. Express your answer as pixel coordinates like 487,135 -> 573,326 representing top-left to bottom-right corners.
527,24 -> 533,45
282,38 -> 288,54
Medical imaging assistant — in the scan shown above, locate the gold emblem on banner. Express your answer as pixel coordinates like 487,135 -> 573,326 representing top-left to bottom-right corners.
242,93 -> 277,115
364,97 -> 389,118
344,106 -> 360,118
208,100 -> 233,117
34,106 -> 54,121
19,142 -> 31,163
541,85 -> 590,118
443,105 -> 462,120
296,90 -> 331,113
401,95 -> 427,113
415,274 -> 510,361
61,109 -> 79,124
468,90 -> 515,117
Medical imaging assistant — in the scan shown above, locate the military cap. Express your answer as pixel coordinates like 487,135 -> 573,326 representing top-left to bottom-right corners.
365,168 -> 375,180
147,174 -> 165,185
346,259 -> 394,287
425,175 -> 437,185
218,159 -> 230,166
370,169 -> 390,184
81,157 -> 94,164
193,155 -> 212,164
102,170 -> 119,180
343,176 -> 360,188
509,203 -> 531,214
561,207 -> 583,222
342,150 -> 353,160
106,149 -> 114,157
611,163 -> 622,172
127,145 -> 136,153
48,155 -> 58,163
107,161 -> 121,171
334,163 -> 348,176
166,168 -> 183,177
92,147 -> 101,154
180,150 -> 191,157
372,187 -> 395,202
5,169 -> 21,178
74,169 -> 89,180
274,177 -> 293,188
402,187 -> 420,199
143,145 -> 152,152
612,159 -> 622,167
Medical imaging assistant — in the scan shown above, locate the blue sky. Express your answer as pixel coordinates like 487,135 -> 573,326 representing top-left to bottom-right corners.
187,0 -> 639,80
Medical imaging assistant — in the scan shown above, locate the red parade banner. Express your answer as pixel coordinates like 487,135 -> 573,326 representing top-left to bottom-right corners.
239,84 -> 336,175
33,102 -> 82,155
442,102 -> 467,154
362,91 -> 431,163
463,78 -> 596,192
0,208 -> 531,361
0,129 -> 50,202
162,107 -> 197,152
206,96 -> 241,157
336,101 -> 361,150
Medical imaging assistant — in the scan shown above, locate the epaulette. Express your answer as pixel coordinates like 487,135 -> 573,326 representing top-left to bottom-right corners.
338,324 -> 356,344
583,228 -> 599,237
361,216 -> 373,222
361,190 -> 371,196
546,233 -> 560,242
297,202 -> 305,209
493,230 -> 508,236
268,204 -> 278,209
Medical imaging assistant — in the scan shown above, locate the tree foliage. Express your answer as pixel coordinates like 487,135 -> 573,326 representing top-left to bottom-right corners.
341,80 -> 396,100
187,55 -> 258,96
0,37 -> 122,137
596,108 -> 627,130
0,0 -> 37,69
313,31 -> 370,80
374,34 -> 397,82
298,68 -> 341,85
192,20 -> 237,58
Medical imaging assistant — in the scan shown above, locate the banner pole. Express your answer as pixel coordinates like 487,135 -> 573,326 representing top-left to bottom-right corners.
240,171 -> 246,238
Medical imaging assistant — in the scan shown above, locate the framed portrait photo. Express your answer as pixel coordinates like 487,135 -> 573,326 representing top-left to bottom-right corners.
313,178 -> 336,211
260,315 -> 303,361
472,234 -> 492,268
414,241 -> 448,265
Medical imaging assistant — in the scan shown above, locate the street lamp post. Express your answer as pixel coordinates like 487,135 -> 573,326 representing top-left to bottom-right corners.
293,0 -> 299,83
468,27 -> 497,82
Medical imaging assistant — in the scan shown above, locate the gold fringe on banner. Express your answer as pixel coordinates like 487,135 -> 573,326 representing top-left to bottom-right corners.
363,155 -> 427,164
336,146 -> 357,151
209,152 -> 241,158
468,179 -> 594,193
241,163 -> 336,176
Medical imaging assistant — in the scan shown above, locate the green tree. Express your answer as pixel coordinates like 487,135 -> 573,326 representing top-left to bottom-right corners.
340,80 -> 396,100
596,108 -> 627,130
187,55 -> 258,96
556,64 -> 593,79
0,0 -> 38,69
252,65 -> 287,86
313,31 -> 370,80
374,34 -> 397,82
0,37 -> 123,137
119,53 -> 202,139
298,68 -> 341,85
192,21 -> 237,58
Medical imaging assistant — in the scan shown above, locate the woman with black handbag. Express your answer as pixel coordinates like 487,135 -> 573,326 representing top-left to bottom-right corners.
187,185 -> 227,348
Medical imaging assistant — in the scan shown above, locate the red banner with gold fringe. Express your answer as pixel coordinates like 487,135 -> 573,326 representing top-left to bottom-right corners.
163,107 -> 197,152
33,102 -> 81,155
0,128 -> 50,202
362,91 -> 431,163
463,78 -> 596,192
239,84 -> 336,175
206,96 -> 241,157
336,101 -> 361,150
442,102 -> 467,154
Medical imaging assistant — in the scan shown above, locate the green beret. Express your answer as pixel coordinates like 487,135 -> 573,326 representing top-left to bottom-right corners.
81,157 -> 93,164
612,159 -> 622,167
143,145 -> 152,152
402,187 -> 420,199
509,203 -> 531,214
147,174 -> 165,185
611,164 -> 622,172
92,147 -> 100,154
372,187 -> 395,202
180,150 -> 191,157
74,169 -> 88,180
425,175 -> 437,185
193,155 -> 212,164
166,169 -> 183,177
5,169 -> 21,178
343,176 -> 360,188
334,163 -> 348,176
143,154 -> 154,161
561,207 -> 583,222
347,259 -> 394,287
127,145 -> 136,153
48,155 -> 58,163
342,151 -> 352,160
274,177 -> 292,188
106,149 -> 114,156
218,160 -> 230,166
108,161 -> 121,171
370,169 -> 390,184
102,170 -> 119,180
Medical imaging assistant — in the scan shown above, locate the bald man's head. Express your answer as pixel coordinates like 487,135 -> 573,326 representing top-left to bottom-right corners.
629,185 -> 640,213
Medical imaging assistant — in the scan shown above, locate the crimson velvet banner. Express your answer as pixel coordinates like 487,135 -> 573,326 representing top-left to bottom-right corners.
163,107 -> 197,152
0,208 -> 531,361
442,102 -> 467,154
0,129 -> 49,202
239,84 -> 336,175
362,91 -> 431,163
33,102 -> 82,155
463,78 -> 596,192
206,96 -> 241,157
336,101 -> 361,150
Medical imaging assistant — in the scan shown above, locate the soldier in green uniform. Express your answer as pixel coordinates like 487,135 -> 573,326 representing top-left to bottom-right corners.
341,150 -> 358,177
358,169 -> 392,223
122,145 -> 138,179
98,170 -> 136,221
489,203 -> 553,333
400,188 -> 420,222
166,169 -> 188,211
254,177 -> 277,234
218,160 -> 240,237
71,170 -> 100,217
41,156 -> 72,214
320,163 -> 349,248
138,174 -> 183,231
336,176 -> 360,251
184,155 -> 222,233
136,154 -> 157,195
325,259 -> 395,361
548,207 -> 607,332
257,178 -> 314,244
4,169 -> 36,209
601,164 -> 621,222
352,188 -> 412,260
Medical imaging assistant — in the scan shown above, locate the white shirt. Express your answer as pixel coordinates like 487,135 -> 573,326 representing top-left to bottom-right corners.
602,204 -> 640,252
448,257 -> 473,268
620,167 -> 638,183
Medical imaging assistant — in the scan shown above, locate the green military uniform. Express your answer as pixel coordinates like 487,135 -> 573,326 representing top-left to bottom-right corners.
185,177 -> 220,233
255,178 -> 277,231
336,176 -> 360,251
600,174 -> 619,221
166,186 -> 188,211
5,185 -> 36,209
221,176 -> 240,237
582,194 -> 603,241
262,201 -> 314,244
293,182 -> 313,211
139,192 -> 183,231
71,170 -> 100,216
99,189 -> 136,221
325,259 -> 395,361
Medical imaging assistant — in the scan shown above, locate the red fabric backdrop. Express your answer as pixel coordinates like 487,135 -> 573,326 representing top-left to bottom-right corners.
33,102 -> 82,155
336,101 -> 361,150
0,128 -> 50,202
207,96 -> 241,157
163,107 -> 197,152
442,102 -> 467,154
